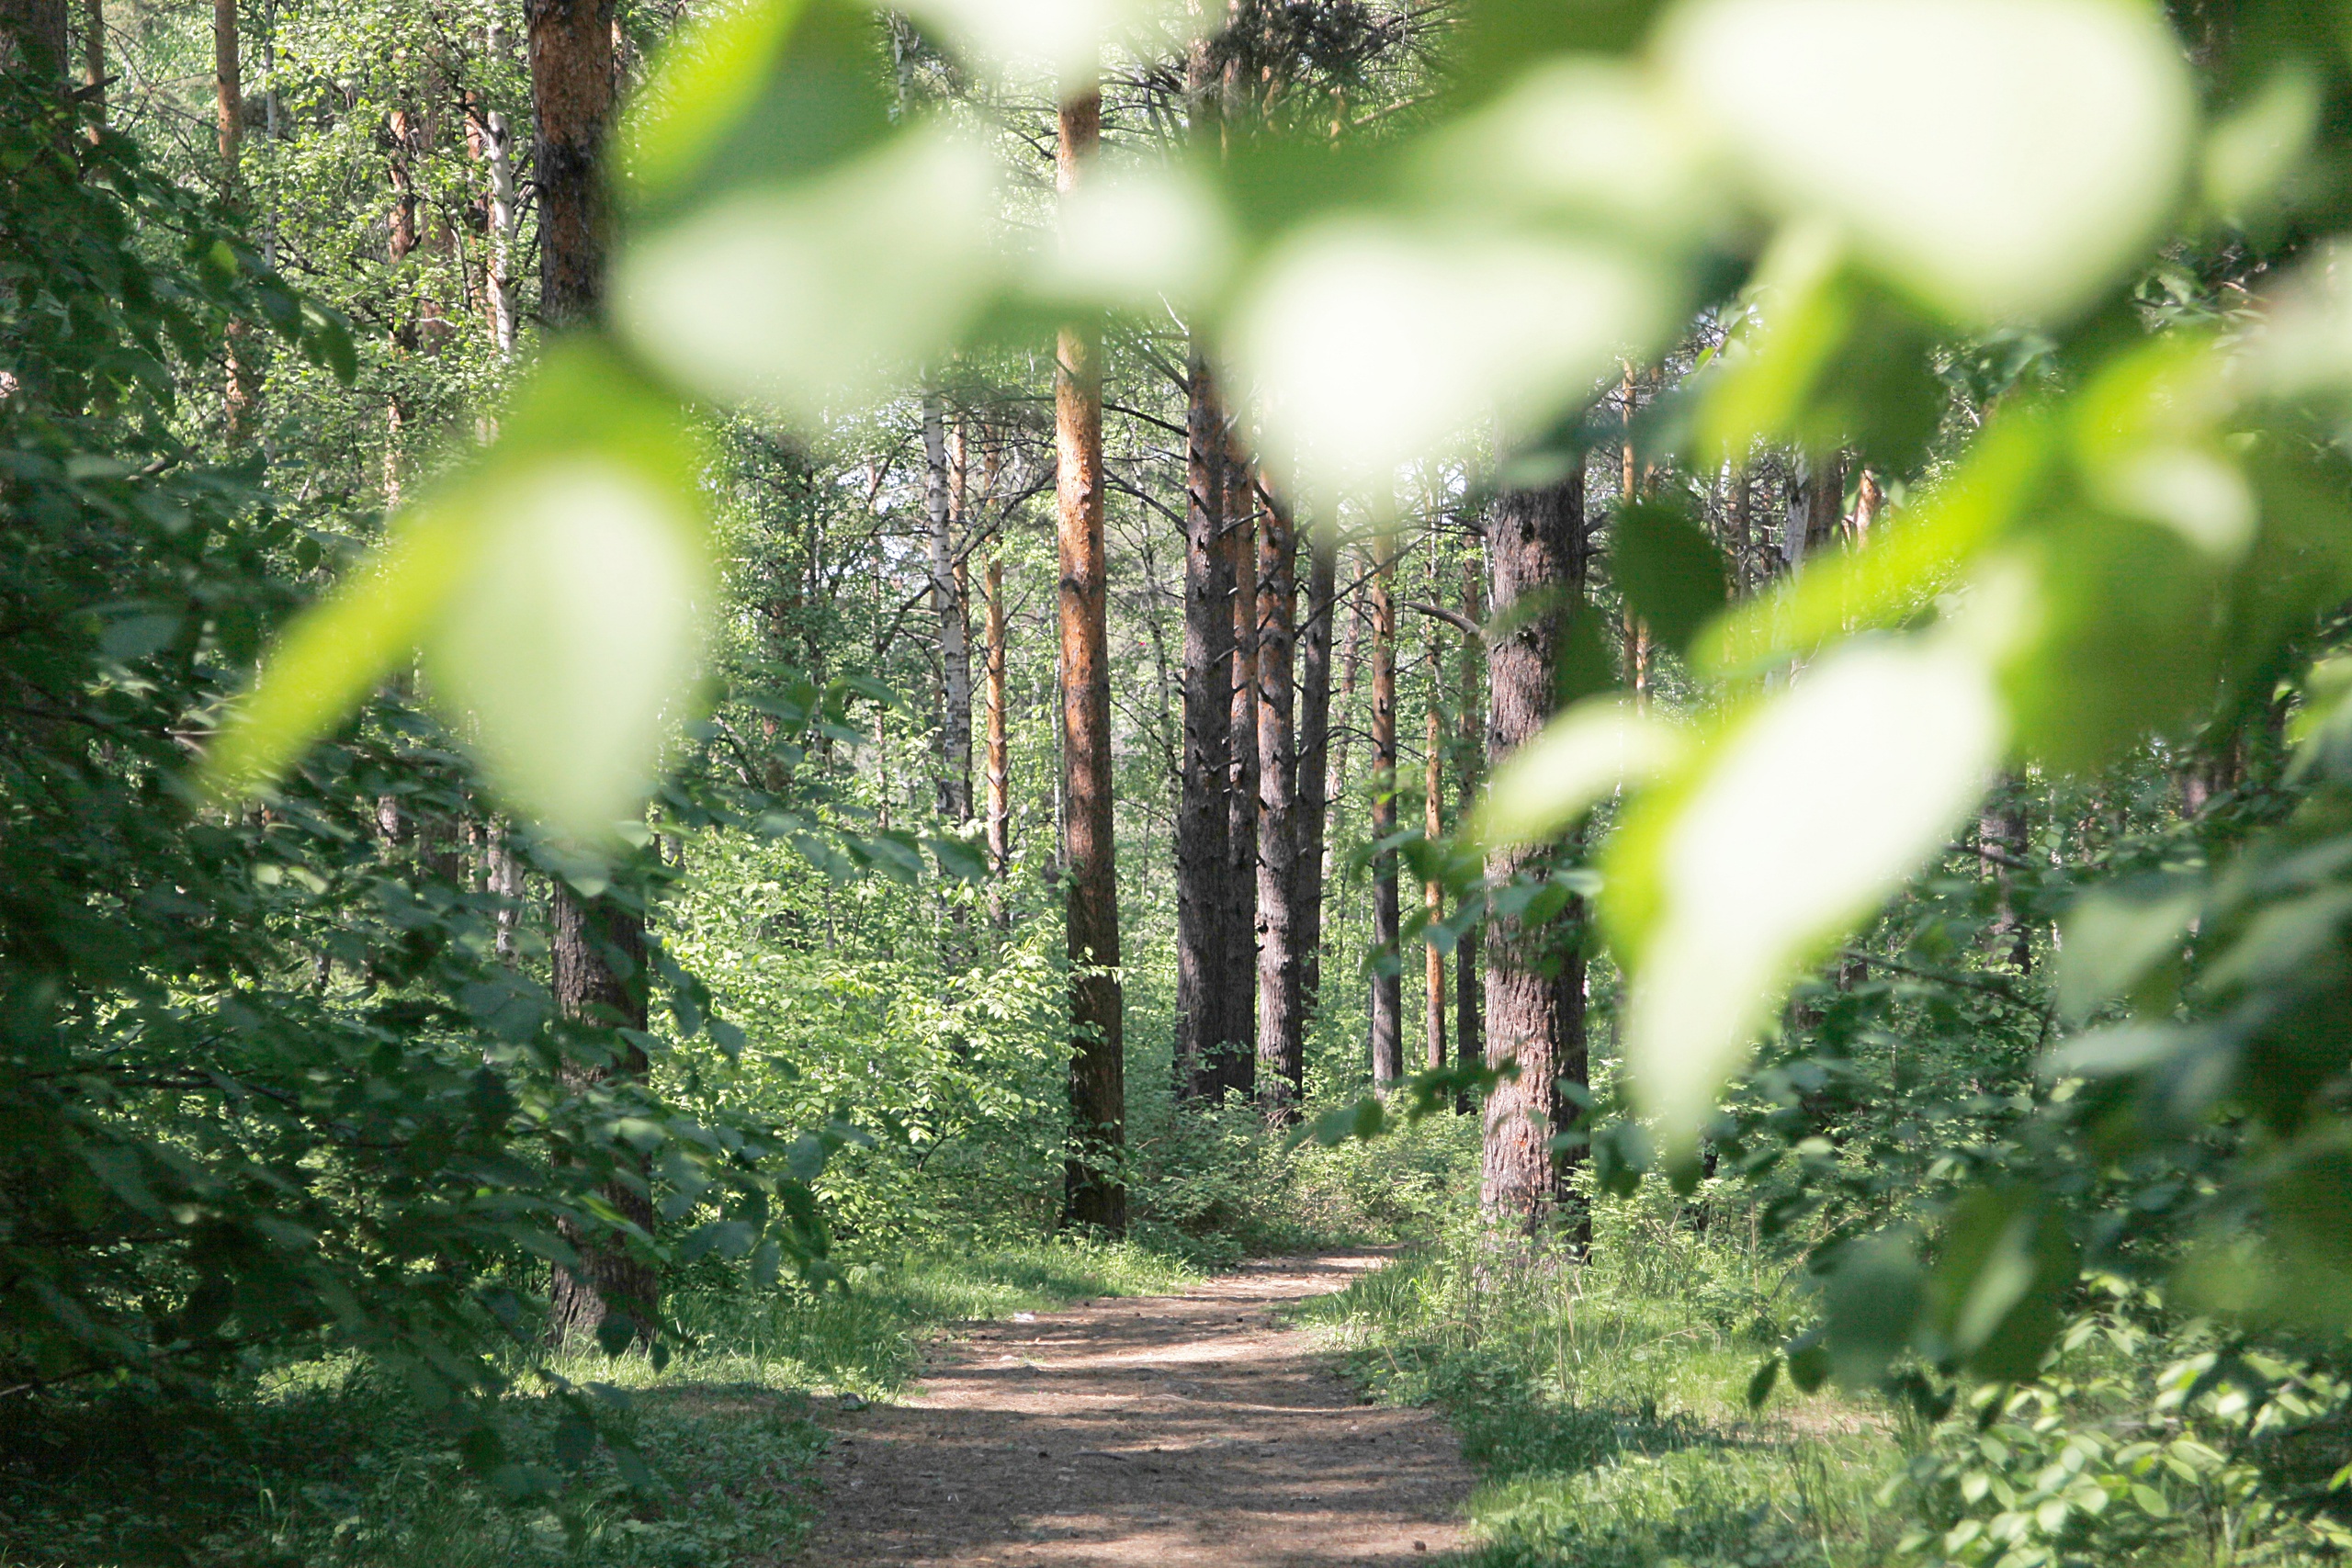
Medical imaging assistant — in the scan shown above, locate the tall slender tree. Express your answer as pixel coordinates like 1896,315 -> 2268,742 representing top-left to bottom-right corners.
1219,434 -> 1259,1099
217,0 -> 256,441
526,0 -> 657,1344
1422,569 -> 1446,1075
1293,505 -> 1339,1077
1368,511 -> 1403,1088
923,392 -> 973,825
1254,481 -> 1302,1118
1453,548 -> 1485,1111
1055,81 -> 1124,1235
1481,468 -> 1591,1248
1175,348 -> 1234,1100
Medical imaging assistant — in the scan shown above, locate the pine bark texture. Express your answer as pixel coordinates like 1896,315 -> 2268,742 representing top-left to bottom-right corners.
1423,639 -> 1446,1074
1368,519 -> 1402,1089
923,393 -> 973,825
216,0 -> 255,441
1219,439 -> 1259,1100
1453,552 -> 1484,1111
1175,347 -> 1235,1100
1481,471 -> 1591,1247
527,0 -> 654,1340
546,888 -> 660,1346
526,0 -> 612,327
1254,484 -> 1302,1120
1055,86 -> 1124,1235
1293,512 -> 1338,1070
984,553 -> 1012,930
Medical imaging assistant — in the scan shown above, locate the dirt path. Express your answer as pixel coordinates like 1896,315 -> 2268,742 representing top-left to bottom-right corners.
798,1252 -> 1475,1566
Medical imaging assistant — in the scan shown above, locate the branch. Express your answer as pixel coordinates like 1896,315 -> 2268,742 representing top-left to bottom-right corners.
1403,601 -> 1482,639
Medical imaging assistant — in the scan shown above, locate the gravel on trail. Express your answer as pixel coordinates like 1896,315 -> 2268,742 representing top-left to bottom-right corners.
797,1251 -> 1474,1566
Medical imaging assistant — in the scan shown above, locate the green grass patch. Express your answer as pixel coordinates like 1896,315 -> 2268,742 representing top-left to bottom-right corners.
1293,1199 -> 1909,1568
0,1239 -> 1196,1568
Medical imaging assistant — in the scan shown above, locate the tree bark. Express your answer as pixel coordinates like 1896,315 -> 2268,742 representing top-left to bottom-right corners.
1481,468 -> 1591,1249
1453,551 -> 1484,1111
0,0 -> 67,75
78,0 -> 99,120
1218,433 -> 1259,1100
1368,514 -> 1403,1089
1254,480 -> 1302,1120
526,0 -> 652,1342
984,550 -> 1012,931
924,391 -> 973,825
217,0 -> 257,442
1423,604 -> 1446,1075
1175,344 -> 1235,1100
527,0 -> 612,328
545,885 -> 659,1347
1055,85 -> 1124,1235
1293,506 -> 1338,1084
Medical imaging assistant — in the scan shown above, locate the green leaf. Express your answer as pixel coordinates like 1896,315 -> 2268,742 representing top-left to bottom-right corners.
1925,1187 -> 2077,1381
1659,0 -> 2194,326
1746,1353 -> 1781,1410
1820,1230 -> 1926,1388
201,507 -> 475,804
1610,634 -> 2002,1152
2057,881 -> 2198,1022
1476,696 -> 1685,847
1613,496 -> 1728,655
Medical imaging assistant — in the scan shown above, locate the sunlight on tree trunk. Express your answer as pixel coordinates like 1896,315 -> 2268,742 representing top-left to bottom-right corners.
1056,81 -> 1124,1236
1368,507 -> 1402,1090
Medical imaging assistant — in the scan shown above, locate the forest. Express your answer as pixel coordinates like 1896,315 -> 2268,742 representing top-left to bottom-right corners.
5,0 -> 2352,1561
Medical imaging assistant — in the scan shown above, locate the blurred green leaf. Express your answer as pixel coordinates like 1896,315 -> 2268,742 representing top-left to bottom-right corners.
1613,496 -> 1728,655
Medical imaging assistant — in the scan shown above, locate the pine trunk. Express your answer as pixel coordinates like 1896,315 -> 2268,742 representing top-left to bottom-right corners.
1423,626 -> 1446,1074
1055,85 -> 1124,1235
1481,470 -> 1591,1249
923,392 -> 973,825
1254,483 -> 1302,1120
984,552 -> 1012,930
1293,510 -> 1338,1077
545,887 -> 658,1347
217,0 -> 255,441
1175,345 -> 1233,1100
1368,517 -> 1402,1089
526,0 -> 652,1343
1453,551 -> 1484,1111
1219,438 -> 1259,1100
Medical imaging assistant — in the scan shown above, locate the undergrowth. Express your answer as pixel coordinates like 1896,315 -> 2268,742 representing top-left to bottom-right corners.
1294,1185 -> 1908,1568
0,1239 -> 1193,1568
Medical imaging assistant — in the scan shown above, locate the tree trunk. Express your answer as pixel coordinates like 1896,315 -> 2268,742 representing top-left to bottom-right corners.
1055,85 -> 1124,1235
217,0 -> 256,442
0,0 -> 67,75
1254,481 -> 1302,1120
1423,609 -> 1446,1075
1175,344 -> 1234,1100
79,0 -> 100,120
527,0 -> 652,1344
1293,506 -> 1338,1084
1368,514 -> 1403,1089
1785,451 -> 1845,573
984,551 -> 1012,931
1453,551 -> 1484,1111
545,885 -> 659,1347
471,28 -> 519,359
1481,468 -> 1591,1250
1979,792 -> 2032,974
1219,435 -> 1259,1100
527,0 -> 612,327
923,391 -> 973,825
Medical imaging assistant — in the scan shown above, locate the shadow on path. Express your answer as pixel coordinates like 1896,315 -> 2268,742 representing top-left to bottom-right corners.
796,1252 -> 1473,1566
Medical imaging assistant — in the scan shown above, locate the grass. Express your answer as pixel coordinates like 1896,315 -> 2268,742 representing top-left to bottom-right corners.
1291,1190 -> 1912,1568
0,1238 -> 1196,1568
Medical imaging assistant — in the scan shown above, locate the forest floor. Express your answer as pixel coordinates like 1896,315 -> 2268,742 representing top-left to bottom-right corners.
796,1252 -> 1474,1566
